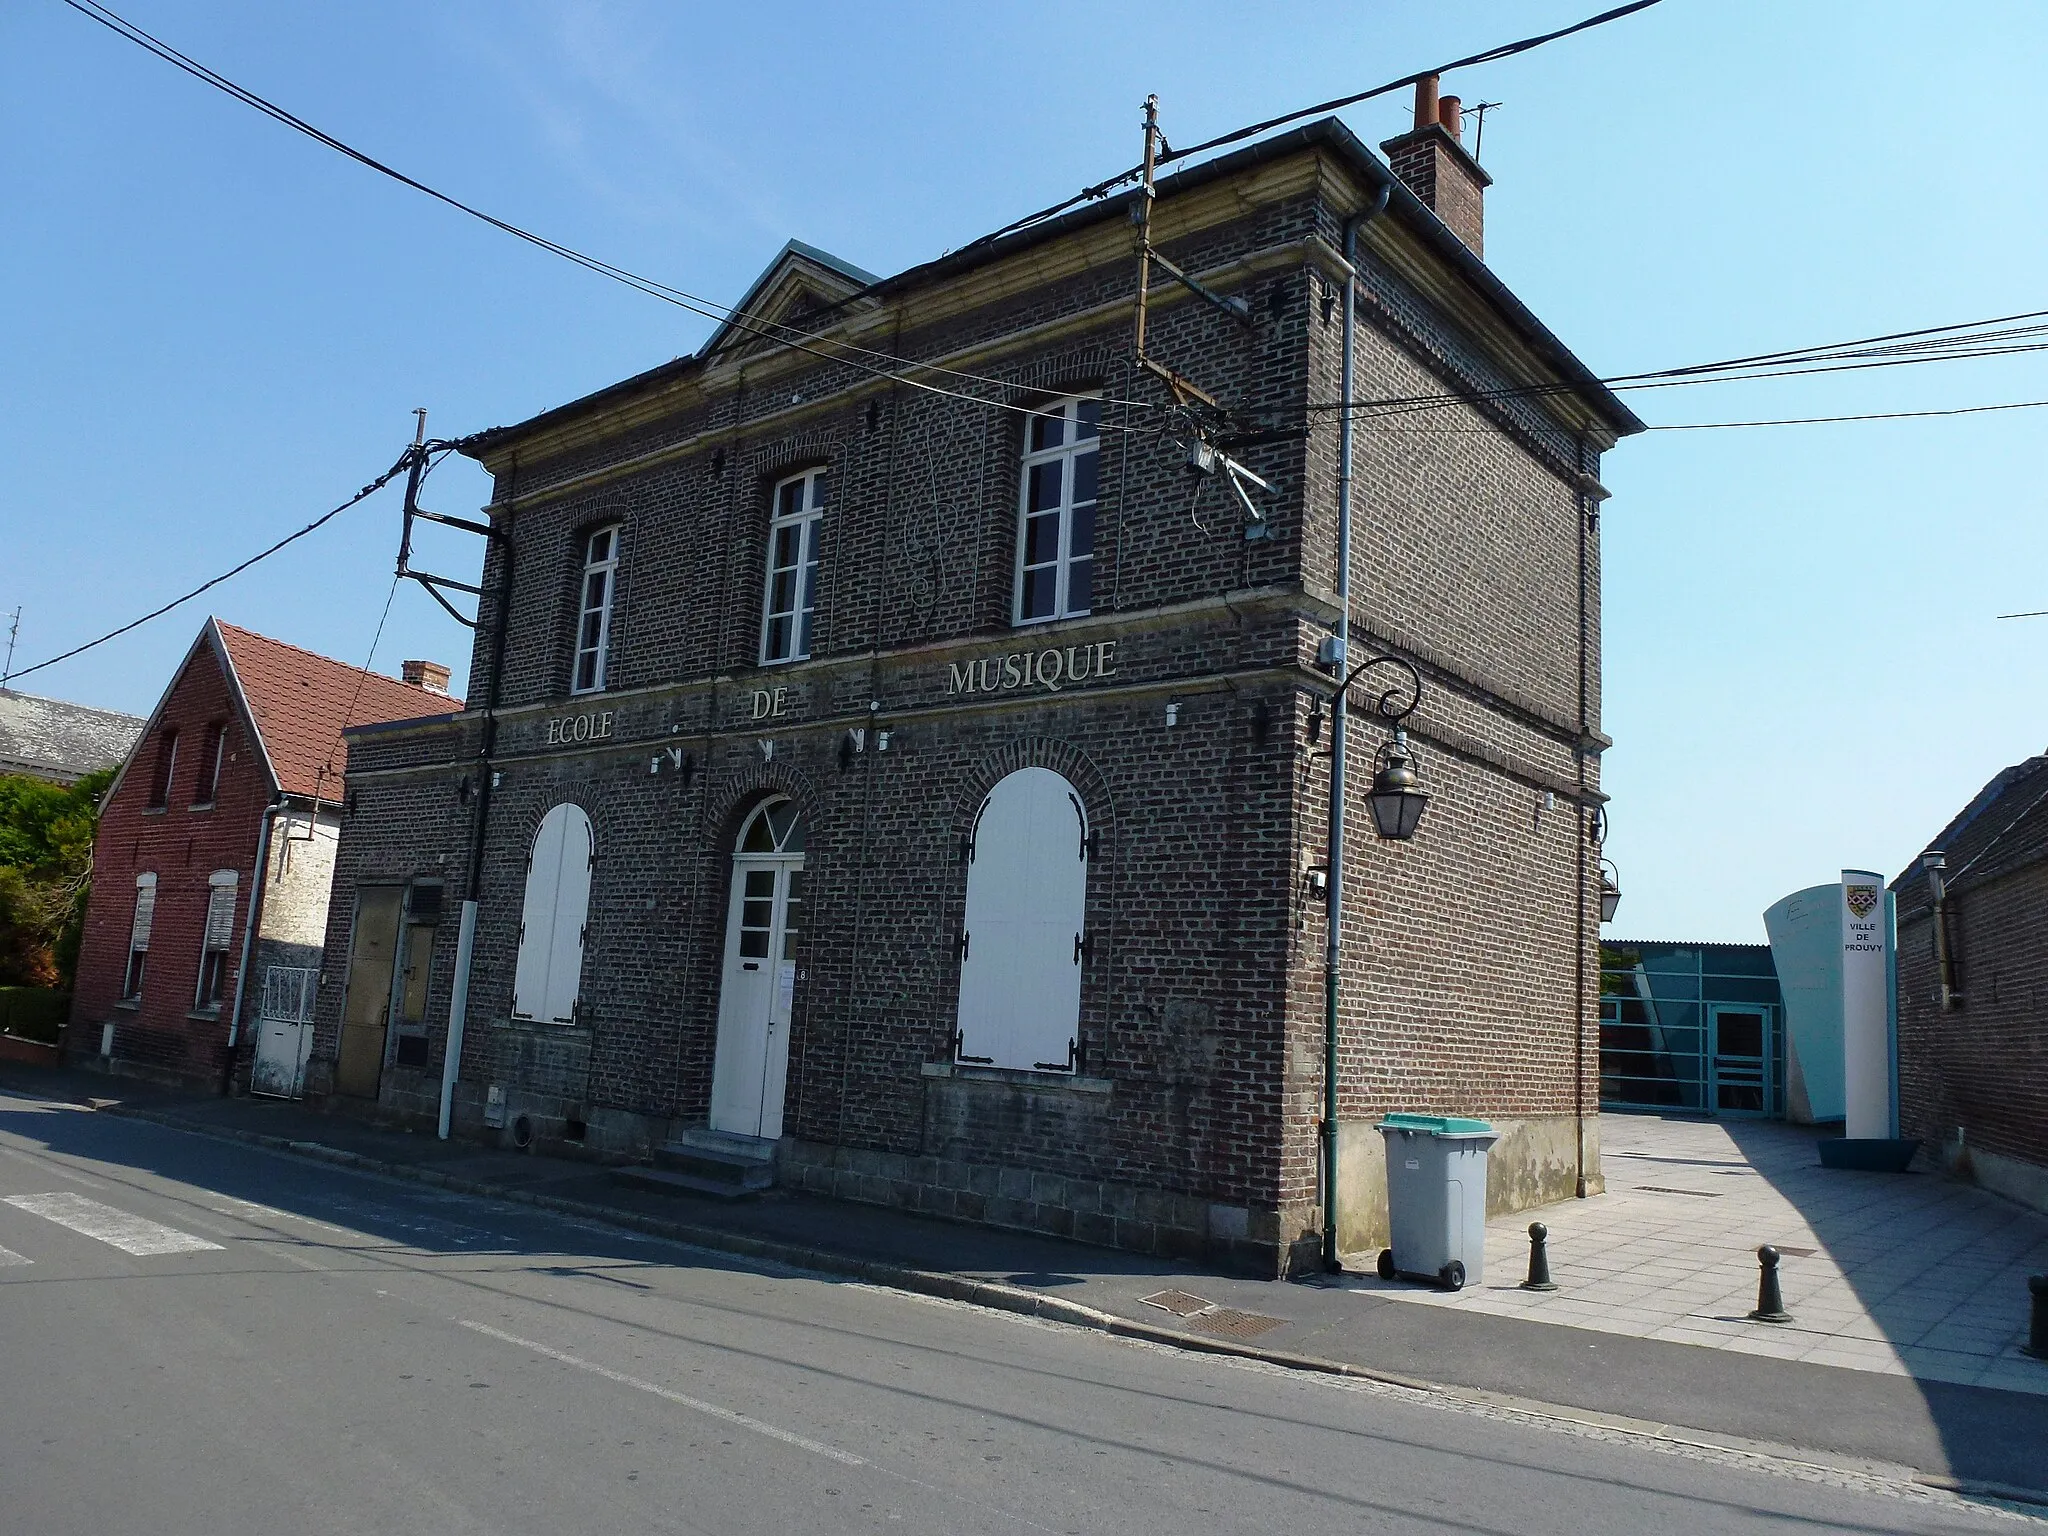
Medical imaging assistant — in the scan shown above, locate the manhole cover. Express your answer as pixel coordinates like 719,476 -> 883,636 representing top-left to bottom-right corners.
1194,1308 -> 1287,1341
1638,1185 -> 1723,1198
1139,1289 -> 1213,1317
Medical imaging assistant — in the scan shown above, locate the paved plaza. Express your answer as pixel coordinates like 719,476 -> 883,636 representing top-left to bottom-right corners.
1349,1112 -> 2048,1397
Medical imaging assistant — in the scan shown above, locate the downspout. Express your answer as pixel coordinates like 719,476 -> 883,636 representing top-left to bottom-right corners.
220,796 -> 282,1095
440,460 -> 518,1140
1322,178 -> 1391,1272
1574,443 -> 1592,1199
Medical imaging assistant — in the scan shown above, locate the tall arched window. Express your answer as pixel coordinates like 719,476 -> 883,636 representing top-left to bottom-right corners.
511,804 -> 594,1025
955,767 -> 1090,1071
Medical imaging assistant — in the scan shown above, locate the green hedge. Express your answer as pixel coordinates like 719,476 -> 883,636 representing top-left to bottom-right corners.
0,988 -> 69,1045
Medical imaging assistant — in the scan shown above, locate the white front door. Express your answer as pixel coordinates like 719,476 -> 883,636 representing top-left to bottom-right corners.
710,855 -> 804,1139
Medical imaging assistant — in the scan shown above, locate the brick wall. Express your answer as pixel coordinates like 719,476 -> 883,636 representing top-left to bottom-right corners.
1897,873 -> 2048,1189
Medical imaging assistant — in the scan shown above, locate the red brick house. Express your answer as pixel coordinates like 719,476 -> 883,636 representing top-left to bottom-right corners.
1894,755 -> 2048,1215
69,619 -> 458,1091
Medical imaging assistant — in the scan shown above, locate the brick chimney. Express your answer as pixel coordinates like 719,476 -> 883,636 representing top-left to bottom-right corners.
402,659 -> 452,695
1379,74 -> 1492,257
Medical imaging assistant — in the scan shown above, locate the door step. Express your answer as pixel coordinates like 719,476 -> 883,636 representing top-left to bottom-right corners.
613,1127 -> 778,1201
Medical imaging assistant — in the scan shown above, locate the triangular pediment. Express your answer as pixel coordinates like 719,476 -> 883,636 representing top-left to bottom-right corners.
702,239 -> 882,360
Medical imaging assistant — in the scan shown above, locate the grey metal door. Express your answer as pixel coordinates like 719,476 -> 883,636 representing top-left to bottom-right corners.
249,965 -> 318,1099
1709,1006 -> 1770,1116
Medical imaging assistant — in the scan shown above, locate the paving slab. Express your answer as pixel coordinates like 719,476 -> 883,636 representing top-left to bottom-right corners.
1345,1111 -> 2048,1397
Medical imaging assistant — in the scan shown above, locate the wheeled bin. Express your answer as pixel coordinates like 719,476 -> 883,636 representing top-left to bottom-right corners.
1375,1114 -> 1497,1291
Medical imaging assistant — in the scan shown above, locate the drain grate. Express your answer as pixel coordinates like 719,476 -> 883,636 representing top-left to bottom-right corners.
1139,1288 -> 1214,1317
1638,1185 -> 1724,1198
1194,1308 -> 1287,1340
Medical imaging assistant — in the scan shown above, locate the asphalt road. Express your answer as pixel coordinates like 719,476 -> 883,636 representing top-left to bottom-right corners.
0,1085 -> 2035,1536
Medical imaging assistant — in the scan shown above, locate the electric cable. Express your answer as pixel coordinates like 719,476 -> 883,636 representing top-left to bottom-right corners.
3,448 -> 414,685
960,0 -> 1663,253
55,0 -> 1158,429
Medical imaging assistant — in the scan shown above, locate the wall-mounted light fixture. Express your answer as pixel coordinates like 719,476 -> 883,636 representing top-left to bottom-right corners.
1164,701 -> 1182,727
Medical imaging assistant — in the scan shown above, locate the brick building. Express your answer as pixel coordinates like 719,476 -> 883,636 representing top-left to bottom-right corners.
1892,756 -> 2048,1215
318,102 -> 1641,1275
69,619 -> 457,1091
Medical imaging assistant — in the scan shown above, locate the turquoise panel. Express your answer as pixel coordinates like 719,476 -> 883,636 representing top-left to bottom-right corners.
1763,884 -> 1845,1123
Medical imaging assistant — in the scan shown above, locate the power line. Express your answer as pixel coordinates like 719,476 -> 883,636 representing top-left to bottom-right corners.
3,448 -> 414,685
55,0 -> 1157,431
1305,307 -> 2048,421
960,1 -> 1663,253
1647,397 -> 2048,431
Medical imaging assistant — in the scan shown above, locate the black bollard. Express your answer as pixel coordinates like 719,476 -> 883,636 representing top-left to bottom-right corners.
2025,1275 -> 2048,1361
1521,1222 -> 1558,1292
1749,1245 -> 1792,1323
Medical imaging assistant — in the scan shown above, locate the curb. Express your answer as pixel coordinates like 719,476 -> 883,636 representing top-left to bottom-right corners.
96,1102 -> 1432,1389
85,1099 -> 2048,1511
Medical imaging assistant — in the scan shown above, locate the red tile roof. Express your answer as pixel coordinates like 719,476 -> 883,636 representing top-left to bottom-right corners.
214,620 -> 462,800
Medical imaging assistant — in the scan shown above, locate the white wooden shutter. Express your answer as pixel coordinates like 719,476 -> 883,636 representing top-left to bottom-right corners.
203,872 -> 237,950
129,875 -> 158,951
511,804 -> 593,1025
510,810 -> 566,1020
545,808 -> 593,1024
955,768 -> 1088,1071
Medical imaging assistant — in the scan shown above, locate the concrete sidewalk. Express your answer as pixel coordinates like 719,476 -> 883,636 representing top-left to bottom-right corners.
7,1063 -> 2046,1503
1352,1113 -> 2048,1397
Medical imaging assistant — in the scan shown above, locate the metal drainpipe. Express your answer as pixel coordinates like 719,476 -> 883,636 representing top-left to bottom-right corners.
220,798 -> 281,1094
440,466 -> 518,1139
1323,179 -> 1391,1273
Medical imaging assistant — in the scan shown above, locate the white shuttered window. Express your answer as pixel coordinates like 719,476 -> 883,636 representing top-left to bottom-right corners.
954,767 -> 1090,1072
511,804 -> 594,1025
124,873 -> 157,999
194,869 -> 238,1010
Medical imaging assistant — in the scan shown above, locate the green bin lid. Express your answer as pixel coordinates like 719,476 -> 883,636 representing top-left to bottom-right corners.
1377,1113 -> 1494,1136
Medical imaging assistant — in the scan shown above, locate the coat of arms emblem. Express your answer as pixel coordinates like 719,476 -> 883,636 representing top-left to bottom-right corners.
1845,885 -> 1880,918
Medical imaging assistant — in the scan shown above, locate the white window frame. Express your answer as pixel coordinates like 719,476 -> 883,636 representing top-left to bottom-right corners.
1012,394 -> 1101,626
124,873 -> 157,999
193,869 -> 238,1012
759,469 -> 826,665
571,525 -> 621,695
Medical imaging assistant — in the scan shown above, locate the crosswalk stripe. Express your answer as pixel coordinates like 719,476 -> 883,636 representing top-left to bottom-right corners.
3,1192 -> 223,1256
0,1244 -> 29,1267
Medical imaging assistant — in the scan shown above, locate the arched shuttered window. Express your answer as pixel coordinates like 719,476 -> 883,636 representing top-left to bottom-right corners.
954,767 -> 1090,1072
511,804 -> 593,1025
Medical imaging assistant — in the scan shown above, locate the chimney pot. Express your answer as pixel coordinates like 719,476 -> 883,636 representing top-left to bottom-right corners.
1438,95 -> 1463,141
1413,74 -> 1440,132
402,659 -> 452,695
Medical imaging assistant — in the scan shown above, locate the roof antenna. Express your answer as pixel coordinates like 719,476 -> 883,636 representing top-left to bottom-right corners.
1465,101 -> 1502,162
2,607 -> 19,688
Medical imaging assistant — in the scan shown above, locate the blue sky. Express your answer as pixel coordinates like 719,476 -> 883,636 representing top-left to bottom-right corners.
3,1 -> 2044,941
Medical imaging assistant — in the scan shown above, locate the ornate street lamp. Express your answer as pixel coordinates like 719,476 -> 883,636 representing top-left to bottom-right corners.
1599,861 -> 1622,924
1321,648 -> 1426,1271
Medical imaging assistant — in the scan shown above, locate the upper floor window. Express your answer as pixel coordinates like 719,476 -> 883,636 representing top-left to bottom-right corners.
146,728 -> 179,810
1014,395 -> 1100,625
193,722 -> 226,807
572,525 -> 620,695
761,469 -> 826,665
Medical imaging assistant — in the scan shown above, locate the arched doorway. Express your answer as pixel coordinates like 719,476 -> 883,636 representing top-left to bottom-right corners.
955,767 -> 1090,1072
709,797 -> 806,1138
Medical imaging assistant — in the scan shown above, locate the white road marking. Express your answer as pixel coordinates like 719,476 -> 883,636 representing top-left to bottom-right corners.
0,1244 -> 30,1268
459,1320 -> 865,1466
3,1192 -> 223,1256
